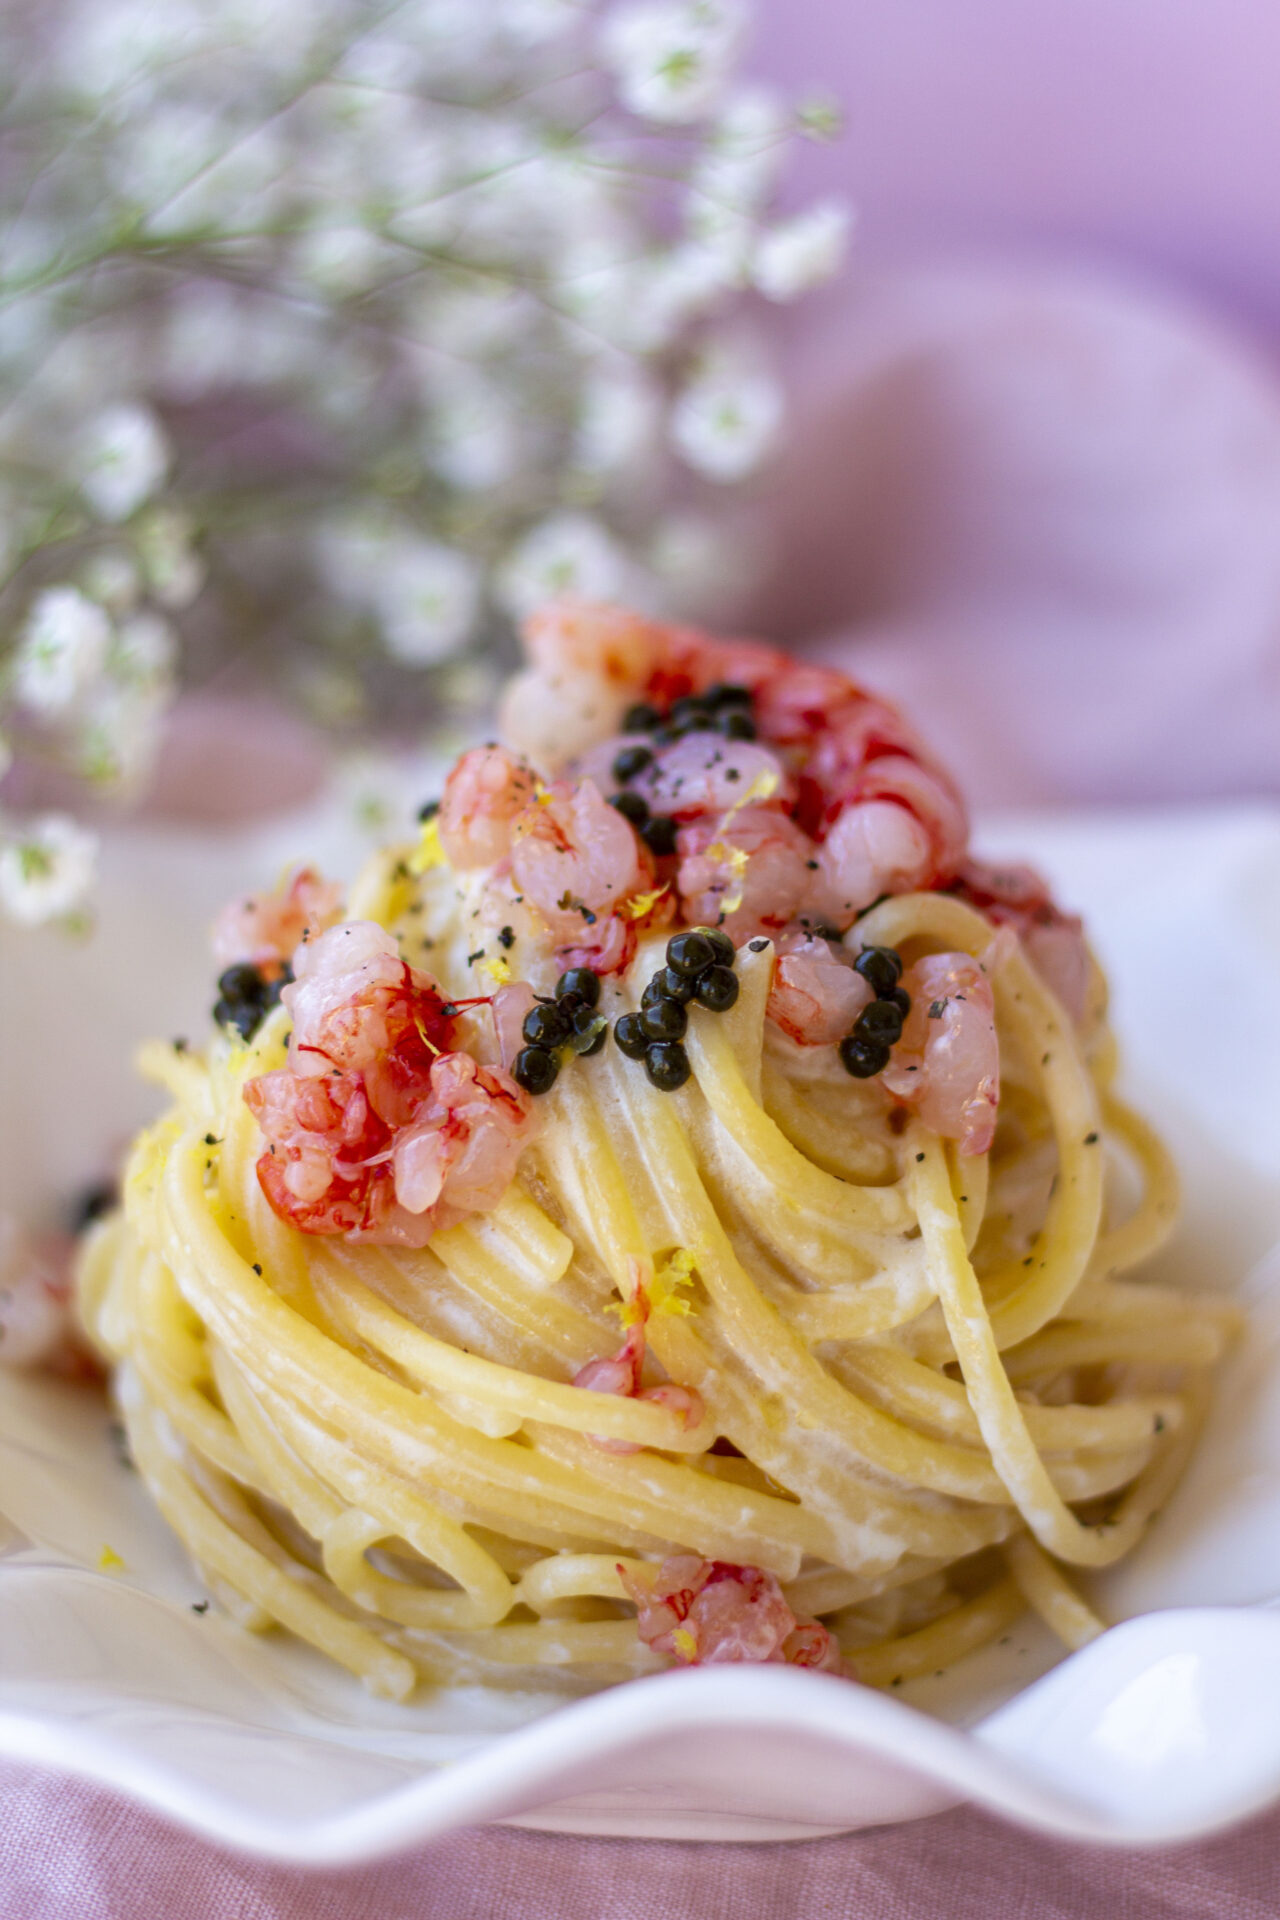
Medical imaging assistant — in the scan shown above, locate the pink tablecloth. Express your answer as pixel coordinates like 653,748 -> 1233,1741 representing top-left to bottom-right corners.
5,1761 -> 1280,1920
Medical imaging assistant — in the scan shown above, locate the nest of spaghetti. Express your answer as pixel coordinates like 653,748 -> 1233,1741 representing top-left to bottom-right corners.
76,602 -> 1237,1701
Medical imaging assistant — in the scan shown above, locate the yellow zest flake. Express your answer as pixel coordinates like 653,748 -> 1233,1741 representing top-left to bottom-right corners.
671,1627 -> 698,1663
478,954 -> 513,985
623,883 -> 670,921
706,840 -> 749,917
650,1247 -> 697,1318
98,1545 -> 125,1573
407,817 -> 444,876
607,1292 -> 647,1331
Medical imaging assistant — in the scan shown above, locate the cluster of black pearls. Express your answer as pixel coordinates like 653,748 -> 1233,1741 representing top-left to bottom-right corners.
213,961 -> 293,1042
614,927 -> 738,1091
837,946 -> 911,1079
512,967 -> 607,1096
606,684 -> 756,860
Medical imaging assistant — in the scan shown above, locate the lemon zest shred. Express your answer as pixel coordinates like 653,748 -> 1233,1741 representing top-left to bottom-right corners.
407,818 -> 444,876
671,1627 -> 698,1662
479,954 -> 512,986
98,1545 -> 125,1573
623,883 -> 670,922
650,1246 -> 697,1318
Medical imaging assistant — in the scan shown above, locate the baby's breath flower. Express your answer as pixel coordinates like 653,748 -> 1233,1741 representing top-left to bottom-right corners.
752,199 -> 852,302
77,404 -> 170,523
134,510 -> 204,611
110,610 -> 176,690
0,814 -> 97,926
498,512 -> 632,618
374,540 -> 481,666
13,588 -> 112,715
601,0 -> 747,123
670,357 -> 782,481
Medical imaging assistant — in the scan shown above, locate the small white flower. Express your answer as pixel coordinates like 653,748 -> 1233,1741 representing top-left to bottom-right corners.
427,376 -> 522,492
76,681 -> 169,794
82,550 -> 141,616
600,0 -> 747,123
574,366 -> 659,474
374,540 -> 481,666
110,610 -> 177,690
0,815 -> 97,927
649,511 -> 738,614
498,512 -> 630,618
752,199 -> 852,302
13,587 -> 112,715
691,85 -> 789,210
670,360 -> 783,480
292,224 -> 386,297
77,404 -> 170,522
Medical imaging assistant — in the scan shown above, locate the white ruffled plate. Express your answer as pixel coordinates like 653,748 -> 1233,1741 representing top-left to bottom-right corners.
1,799 -> 1277,1856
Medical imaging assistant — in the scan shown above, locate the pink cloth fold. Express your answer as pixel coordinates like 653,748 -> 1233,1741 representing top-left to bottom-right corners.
5,1761 -> 1280,1920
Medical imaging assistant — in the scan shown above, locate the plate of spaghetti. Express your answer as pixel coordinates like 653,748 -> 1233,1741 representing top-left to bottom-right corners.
1,602 -> 1278,1854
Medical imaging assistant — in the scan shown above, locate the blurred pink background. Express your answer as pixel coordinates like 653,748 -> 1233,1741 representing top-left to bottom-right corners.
740,0 -> 1280,808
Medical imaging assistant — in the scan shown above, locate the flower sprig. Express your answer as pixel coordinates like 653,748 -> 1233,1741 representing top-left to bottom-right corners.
0,0 -> 849,926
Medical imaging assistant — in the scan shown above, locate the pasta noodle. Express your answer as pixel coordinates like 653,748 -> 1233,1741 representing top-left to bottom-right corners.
74,602 -> 1233,1699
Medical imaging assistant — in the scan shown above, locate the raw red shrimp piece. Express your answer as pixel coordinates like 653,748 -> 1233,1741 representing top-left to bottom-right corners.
438,744 -> 538,871
283,922 -> 454,1086
510,778 -> 652,939
632,735 -> 791,820
212,866 -> 343,973
883,951 -> 1000,1156
573,1287 -> 705,1454
490,980 -> 538,1072
620,1556 -> 845,1671
392,1053 -> 537,1221
766,936 -> 874,1046
953,857 -> 1090,1025
0,1220 -> 77,1372
675,806 -> 817,942
817,797 -> 936,922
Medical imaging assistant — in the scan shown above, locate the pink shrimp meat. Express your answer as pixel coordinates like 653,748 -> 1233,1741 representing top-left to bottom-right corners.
882,951 -> 1000,1156
619,1555 -> 846,1672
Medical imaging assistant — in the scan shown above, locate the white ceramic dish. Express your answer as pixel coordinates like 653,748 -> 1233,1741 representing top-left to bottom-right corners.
1,800 -> 1277,1857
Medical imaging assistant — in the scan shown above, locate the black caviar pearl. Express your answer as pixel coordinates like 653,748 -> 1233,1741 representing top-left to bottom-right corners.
217,961 -> 265,1006
854,999 -> 905,1046
853,945 -> 904,997
645,1040 -> 691,1091
666,928 -> 717,976
513,1045 -> 559,1095
641,814 -> 678,857
522,1000 -> 570,1049
715,709 -> 757,741
70,1181 -> 118,1233
838,1035 -> 890,1079
215,997 -> 261,1042
694,964 -> 739,1012
417,797 -> 440,822
666,709 -> 715,739
703,926 -> 736,966
609,790 -> 650,829
704,682 -> 753,710
650,964 -> 697,1005
623,700 -> 663,733
886,986 -> 912,1019
670,693 -> 710,725
566,1005 -> 608,1055
612,743 -> 654,785
639,995 -> 688,1043
614,1012 -> 649,1058
556,967 -> 600,1008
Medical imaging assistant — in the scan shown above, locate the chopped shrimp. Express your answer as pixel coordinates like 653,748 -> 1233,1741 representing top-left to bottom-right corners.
438,744 -> 538,871
510,777 -> 652,940
0,1218 -> 71,1371
505,601 -> 971,935
619,1555 -> 845,1672
953,858 -> 1091,1026
212,866 -> 343,973
573,1283 -> 704,1454
489,980 -> 538,1072
247,922 -> 535,1243
675,806 -> 816,943
766,936 -> 873,1046
883,951 -> 1000,1156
